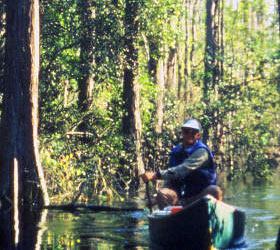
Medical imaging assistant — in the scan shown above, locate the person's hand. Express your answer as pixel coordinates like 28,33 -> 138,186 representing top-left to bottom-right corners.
141,172 -> 157,183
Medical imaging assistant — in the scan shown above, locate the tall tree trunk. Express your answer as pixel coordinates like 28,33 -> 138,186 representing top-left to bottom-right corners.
0,0 -> 49,247
278,0 -> 280,36
183,0 -> 190,102
166,47 -> 177,91
177,14 -> 184,100
188,0 -> 199,100
208,0 -> 223,167
203,0 -> 219,143
122,0 -> 144,178
1,0 -> 49,208
277,0 -> 280,96
77,0 -> 95,113
155,58 -> 165,162
145,34 -> 164,162
147,35 -> 159,82
177,52 -> 183,99
166,14 -> 177,93
220,0 -> 224,80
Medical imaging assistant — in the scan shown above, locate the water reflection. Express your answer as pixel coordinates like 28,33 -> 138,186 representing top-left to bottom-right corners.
224,177 -> 280,249
0,207 -> 47,250
1,177 -> 280,249
39,209 -> 150,249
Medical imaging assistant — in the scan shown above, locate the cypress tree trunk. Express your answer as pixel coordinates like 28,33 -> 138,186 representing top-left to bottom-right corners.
147,35 -> 159,82
203,0 -> 219,144
277,0 -> 280,36
187,0 -> 199,101
1,0 -> 49,208
277,0 -> 280,95
155,58 -> 165,156
122,0 -> 144,178
183,0 -> 190,101
0,0 -> 49,247
145,33 -> 164,160
77,0 -> 95,113
145,34 -> 164,167
166,47 -> 177,91
177,40 -> 183,99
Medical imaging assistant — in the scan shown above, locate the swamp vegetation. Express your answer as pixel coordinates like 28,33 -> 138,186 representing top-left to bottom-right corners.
0,0 -> 279,206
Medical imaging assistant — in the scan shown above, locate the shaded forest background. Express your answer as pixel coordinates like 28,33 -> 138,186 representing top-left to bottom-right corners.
0,0 -> 280,204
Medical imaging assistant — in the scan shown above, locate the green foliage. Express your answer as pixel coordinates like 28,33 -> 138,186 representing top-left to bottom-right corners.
16,0 -> 280,201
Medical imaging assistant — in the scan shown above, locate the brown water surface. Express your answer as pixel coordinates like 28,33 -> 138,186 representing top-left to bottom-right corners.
17,175 -> 280,249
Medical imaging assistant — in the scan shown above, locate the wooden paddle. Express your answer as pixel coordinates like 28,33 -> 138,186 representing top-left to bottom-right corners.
139,162 -> 153,213
145,180 -> 153,213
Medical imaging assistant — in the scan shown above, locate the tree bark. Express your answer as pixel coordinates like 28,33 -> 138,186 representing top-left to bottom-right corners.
166,48 -> 177,91
0,0 -> 49,207
122,0 -> 144,177
0,0 -> 49,247
147,35 -> 159,82
177,22 -> 184,100
185,0 -> 199,101
277,0 -> 280,35
155,58 -> 165,152
203,0 -> 219,143
183,0 -> 190,101
77,0 -> 95,113
145,34 -> 164,165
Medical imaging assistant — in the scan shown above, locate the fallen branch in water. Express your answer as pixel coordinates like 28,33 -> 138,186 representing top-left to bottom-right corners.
44,203 -> 143,212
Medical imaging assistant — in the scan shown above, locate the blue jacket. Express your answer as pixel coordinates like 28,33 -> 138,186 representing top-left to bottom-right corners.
169,140 -> 216,198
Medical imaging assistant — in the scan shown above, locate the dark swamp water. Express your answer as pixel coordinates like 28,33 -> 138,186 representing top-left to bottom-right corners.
3,174 -> 280,250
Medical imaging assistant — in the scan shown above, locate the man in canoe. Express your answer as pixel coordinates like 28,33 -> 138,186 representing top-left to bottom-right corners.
141,118 -> 222,209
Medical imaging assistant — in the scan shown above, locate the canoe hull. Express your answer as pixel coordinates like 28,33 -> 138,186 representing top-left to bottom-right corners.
148,195 -> 246,249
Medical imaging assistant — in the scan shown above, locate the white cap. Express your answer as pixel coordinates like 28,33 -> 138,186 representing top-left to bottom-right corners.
181,119 -> 201,132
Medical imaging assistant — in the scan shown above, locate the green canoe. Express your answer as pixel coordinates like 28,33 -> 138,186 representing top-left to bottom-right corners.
148,195 -> 246,249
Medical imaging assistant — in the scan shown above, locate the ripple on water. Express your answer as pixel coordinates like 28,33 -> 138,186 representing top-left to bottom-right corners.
241,207 -> 267,215
125,210 -> 147,220
261,194 -> 280,201
251,214 -> 277,221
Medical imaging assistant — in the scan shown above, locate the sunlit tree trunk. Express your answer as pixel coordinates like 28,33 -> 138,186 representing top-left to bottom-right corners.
277,0 -> 280,96
145,33 -> 165,161
203,0 -> 219,144
122,0 -> 144,178
77,0 -> 95,113
166,47 -> 177,91
177,12 -> 184,100
166,11 -> 177,92
187,0 -> 199,101
183,0 -> 190,101
212,0 -> 224,168
155,58 -> 165,158
0,0 -> 49,247
203,0 -> 226,169
278,0 -> 280,36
